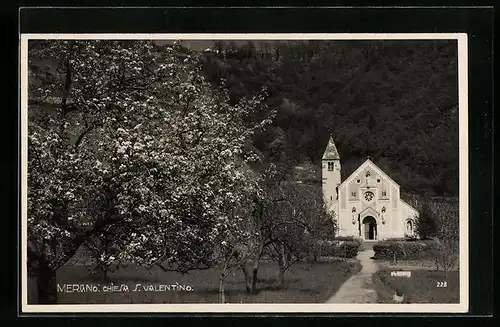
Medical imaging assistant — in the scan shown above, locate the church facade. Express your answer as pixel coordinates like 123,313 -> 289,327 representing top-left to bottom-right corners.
322,137 -> 419,241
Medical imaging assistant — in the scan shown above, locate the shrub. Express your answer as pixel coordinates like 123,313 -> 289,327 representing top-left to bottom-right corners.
373,240 -> 439,261
336,236 -> 363,249
302,239 -> 360,259
315,239 -> 337,257
353,238 -> 363,249
385,236 -> 419,242
404,235 -> 419,241
302,238 -> 361,260
335,236 -> 355,241
297,238 -> 332,262
336,241 -> 360,258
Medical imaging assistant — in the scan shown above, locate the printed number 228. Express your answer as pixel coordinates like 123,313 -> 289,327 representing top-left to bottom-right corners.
437,281 -> 448,288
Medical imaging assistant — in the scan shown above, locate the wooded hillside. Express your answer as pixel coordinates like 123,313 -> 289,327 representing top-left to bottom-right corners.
198,40 -> 459,196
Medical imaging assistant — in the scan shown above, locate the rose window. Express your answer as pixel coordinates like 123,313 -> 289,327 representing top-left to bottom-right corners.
364,191 -> 374,201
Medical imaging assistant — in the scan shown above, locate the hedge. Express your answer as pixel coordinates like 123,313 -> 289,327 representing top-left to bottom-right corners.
384,236 -> 419,242
335,236 -> 356,241
312,239 -> 360,259
340,237 -> 363,249
336,241 -> 360,258
372,240 -> 439,261
315,240 -> 336,257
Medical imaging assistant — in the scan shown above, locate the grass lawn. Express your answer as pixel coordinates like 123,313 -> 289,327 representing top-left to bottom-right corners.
372,268 -> 460,303
51,259 -> 361,304
376,259 -> 445,271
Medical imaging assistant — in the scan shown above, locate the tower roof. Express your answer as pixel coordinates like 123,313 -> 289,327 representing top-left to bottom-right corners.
322,137 -> 340,160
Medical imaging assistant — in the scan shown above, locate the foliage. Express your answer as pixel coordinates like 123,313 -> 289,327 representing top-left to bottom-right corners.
83,233 -> 122,281
335,236 -> 363,248
201,40 -> 459,196
376,197 -> 459,270
372,240 -> 439,261
27,38 -> 460,303
336,241 -> 361,258
28,40 -> 271,303
303,238 -> 359,260
429,201 -> 460,273
385,236 -> 419,242
307,239 -> 336,259
415,198 -> 438,240
82,223 -> 134,281
240,166 -> 337,291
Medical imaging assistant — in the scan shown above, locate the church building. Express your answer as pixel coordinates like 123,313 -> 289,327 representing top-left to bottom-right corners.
322,137 -> 419,241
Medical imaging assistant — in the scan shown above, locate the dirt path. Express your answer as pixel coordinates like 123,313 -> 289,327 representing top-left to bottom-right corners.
326,249 -> 379,303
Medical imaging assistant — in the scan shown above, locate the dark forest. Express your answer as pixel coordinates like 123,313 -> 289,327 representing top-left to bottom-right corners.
195,40 -> 459,197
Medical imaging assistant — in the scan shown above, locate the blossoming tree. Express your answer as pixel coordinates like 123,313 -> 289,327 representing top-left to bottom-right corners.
27,40 -> 271,303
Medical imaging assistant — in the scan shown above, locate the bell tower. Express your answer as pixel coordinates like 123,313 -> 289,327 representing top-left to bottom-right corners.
322,136 -> 342,210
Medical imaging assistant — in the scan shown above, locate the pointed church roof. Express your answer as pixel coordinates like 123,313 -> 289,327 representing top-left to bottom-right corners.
322,137 -> 340,160
339,158 -> 401,189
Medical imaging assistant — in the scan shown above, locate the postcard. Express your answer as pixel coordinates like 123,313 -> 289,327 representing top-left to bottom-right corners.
20,32 -> 468,313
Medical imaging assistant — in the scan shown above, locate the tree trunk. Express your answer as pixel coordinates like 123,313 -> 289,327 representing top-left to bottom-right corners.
251,253 -> 262,294
102,267 -> 108,282
37,263 -> 57,304
251,263 -> 260,294
241,264 -> 252,293
277,243 -> 286,288
219,274 -> 226,304
278,267 -> 285,287
250,237 -> 265,294
219,262 -> 229,304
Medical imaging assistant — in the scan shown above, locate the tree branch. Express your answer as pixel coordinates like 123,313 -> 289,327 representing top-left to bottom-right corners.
53,213 -> 123,271
156,263 -> 212,274
61,41 -> 74,116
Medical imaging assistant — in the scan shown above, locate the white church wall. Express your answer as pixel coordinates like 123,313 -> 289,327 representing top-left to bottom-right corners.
338,209 -> 359,237
375,200 -> 390,240
384,208 -> 400,239
400,200 -> 419,237
321,141 -> 420,241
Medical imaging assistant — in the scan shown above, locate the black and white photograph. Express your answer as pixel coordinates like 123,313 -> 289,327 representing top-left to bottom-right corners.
20,34 -> 468,313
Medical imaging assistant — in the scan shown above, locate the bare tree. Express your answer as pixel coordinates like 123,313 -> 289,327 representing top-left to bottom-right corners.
240,163 -> 336,293
429,200 -> 459,277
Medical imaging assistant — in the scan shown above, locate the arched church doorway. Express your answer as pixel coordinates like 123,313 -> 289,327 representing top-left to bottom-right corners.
362,216 -> 377,240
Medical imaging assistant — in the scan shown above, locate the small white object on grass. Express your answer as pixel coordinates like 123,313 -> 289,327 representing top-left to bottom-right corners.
393,292 -> 404,303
